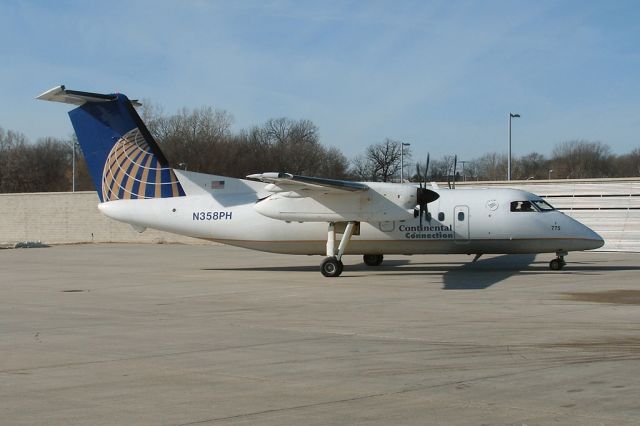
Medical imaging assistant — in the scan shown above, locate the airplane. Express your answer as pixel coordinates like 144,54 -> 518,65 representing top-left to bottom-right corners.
37,85 -> 604,277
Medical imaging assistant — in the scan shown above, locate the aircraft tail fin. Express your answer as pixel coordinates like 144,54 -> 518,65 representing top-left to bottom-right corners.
37,85 -> 185,202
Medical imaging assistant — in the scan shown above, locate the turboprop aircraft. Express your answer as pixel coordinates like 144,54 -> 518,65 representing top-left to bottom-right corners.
37,85 -> 604,277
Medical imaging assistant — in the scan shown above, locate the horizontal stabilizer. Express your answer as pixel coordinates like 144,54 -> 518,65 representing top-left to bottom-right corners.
36,85 -> 141,107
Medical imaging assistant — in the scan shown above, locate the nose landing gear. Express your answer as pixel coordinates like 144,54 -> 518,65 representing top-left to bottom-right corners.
549,250 -> 568,270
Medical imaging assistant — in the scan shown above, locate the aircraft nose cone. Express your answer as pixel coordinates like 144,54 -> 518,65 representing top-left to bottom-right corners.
582,226 -> 605,250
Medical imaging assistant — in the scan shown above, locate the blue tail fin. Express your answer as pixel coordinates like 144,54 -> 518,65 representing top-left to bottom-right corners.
37,86 -> 185,202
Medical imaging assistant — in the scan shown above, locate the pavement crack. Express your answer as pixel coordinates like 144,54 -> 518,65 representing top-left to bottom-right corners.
177,392 -> 390,425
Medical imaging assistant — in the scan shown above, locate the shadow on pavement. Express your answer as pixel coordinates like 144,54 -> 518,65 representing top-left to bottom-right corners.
442,253 -> 537,290
203,253 -> 640,288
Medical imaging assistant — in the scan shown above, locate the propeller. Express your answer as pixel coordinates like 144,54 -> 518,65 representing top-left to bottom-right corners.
414,156 -> 439,226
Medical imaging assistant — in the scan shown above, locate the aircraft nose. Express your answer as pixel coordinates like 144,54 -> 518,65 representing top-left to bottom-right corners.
580,224 -> 605,250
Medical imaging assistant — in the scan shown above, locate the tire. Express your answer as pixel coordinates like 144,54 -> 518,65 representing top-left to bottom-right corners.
363,254 -> 384,267
549,259 -> 563,271
321,256 -> 342,277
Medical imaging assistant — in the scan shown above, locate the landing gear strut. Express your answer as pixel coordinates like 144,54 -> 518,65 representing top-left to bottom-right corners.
321,222 -> 356,277
549,250 -> 567,271
363,254 -> 384,266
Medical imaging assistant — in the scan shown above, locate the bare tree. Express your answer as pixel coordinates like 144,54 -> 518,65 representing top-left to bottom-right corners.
517,152 -> 548,180
0,128 -> 29,192
0,130 -> 72,193
149,105 -> 234,173
317,147 -> 350,179
267,118 -> 323,175
551,140 -> 614,179
615,147 -> 640,177
350,154 -> 376,181
139,105 -> 348,179
31,137 -> 70,192
474,152 -> 507,181
411,158 -> 429,182
426,155 -> 458,181
361,138 -> 405,182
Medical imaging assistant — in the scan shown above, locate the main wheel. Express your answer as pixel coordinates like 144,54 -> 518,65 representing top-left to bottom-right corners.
363,254 -> 384,266
321,256 -> 343,277
549,258 -> 564,271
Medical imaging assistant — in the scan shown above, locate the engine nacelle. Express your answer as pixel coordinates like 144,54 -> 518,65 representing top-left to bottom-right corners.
254,183 -> 421,222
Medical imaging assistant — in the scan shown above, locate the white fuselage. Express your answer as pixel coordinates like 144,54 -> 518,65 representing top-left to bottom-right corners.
98,171 -> 603,256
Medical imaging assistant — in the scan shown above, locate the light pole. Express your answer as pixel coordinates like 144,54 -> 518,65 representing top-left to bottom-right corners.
400,142 -> 410,182
69,139 -> 77,192
508,113 -> 520,181
548,169 -> 553,180
459,160 -> 469,181
72,141 -> 75,192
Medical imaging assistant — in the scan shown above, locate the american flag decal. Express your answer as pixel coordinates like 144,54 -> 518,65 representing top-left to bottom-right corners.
211,180 -> 225,189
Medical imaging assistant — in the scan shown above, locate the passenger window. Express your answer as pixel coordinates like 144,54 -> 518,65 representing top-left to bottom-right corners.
510,201 -> 534,212
426,212 -> 432,222
438,212 -> 445,221
457,212 -> 464,221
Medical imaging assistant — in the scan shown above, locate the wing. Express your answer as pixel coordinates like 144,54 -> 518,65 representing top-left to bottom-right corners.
247,173 -> 368,194
247,173 -> 429,223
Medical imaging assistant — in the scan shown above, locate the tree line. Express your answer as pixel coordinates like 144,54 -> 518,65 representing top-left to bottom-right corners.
1,103 -> 639,193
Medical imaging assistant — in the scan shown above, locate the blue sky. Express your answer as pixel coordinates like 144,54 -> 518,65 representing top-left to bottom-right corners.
1,0 -> 639,162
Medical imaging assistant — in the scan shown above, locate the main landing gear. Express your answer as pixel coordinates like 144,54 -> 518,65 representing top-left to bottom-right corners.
321,222 -> 356,277
549,250 -> 568,271
363,254 -> 384,266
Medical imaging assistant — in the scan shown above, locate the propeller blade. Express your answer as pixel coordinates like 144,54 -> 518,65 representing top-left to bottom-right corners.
425,154 -> 430,182
415,156 -> 437,226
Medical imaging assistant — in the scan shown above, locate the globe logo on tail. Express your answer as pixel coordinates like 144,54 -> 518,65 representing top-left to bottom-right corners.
101,128 -> 183,201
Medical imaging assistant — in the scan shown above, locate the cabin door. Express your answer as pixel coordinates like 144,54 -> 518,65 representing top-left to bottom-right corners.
454,205 -> 470,242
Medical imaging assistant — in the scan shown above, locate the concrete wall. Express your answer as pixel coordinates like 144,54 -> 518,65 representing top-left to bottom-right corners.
1,178 -> 639,251
0,192 -> 204,245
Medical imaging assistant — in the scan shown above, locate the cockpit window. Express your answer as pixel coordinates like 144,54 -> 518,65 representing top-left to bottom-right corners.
510,199 -> 555,212
531,199 -> 555,211
510,201 -> 535,212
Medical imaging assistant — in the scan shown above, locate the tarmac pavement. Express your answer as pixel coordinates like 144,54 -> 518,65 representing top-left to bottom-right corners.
1,244 -> 639,425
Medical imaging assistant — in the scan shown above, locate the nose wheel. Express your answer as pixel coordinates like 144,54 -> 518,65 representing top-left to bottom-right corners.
549,250 -> 568,270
